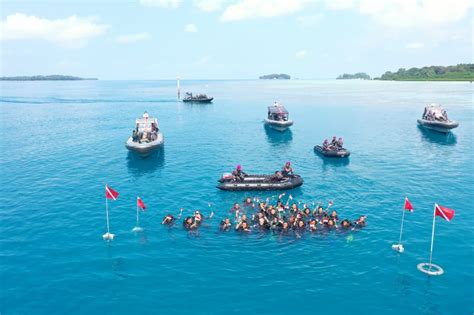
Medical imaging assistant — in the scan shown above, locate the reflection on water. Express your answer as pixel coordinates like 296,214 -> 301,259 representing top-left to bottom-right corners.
264,124 -> 293,146
126,148 -> 165,175
321,157 -> 350,167
417,126 -> 457,146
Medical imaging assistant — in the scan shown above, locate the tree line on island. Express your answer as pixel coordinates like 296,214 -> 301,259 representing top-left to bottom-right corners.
337,64 -> 473,81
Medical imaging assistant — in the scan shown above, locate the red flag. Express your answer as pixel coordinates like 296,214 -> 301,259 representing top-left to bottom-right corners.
404,197 -> 414,212
105,185 -> 119,200
137,197 -> 146,210
435,204 -> 455,222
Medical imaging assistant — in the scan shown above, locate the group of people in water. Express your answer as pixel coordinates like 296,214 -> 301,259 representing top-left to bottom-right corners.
322,136 -> 344,151
161,196 -> 366,237
229,162 -> 294,182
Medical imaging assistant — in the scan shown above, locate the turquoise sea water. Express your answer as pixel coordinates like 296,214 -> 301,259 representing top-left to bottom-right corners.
0,80 -> 473,314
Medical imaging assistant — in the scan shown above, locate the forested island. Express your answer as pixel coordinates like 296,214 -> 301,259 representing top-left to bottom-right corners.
375,64 -> 474,81
0,75 -> 98,81
259,73 -> 291,80
336,72 -> 370,80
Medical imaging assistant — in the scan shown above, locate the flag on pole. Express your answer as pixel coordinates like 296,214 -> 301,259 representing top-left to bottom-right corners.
137,196 -> 146,210
328,201 -> 334,206
435,204 -> 455,222
404,197 -> 414,212
105,185 -> 119,200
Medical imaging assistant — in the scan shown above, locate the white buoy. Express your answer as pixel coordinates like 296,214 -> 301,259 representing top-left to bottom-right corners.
103,232 -> 115,240
392,244 -> 404,253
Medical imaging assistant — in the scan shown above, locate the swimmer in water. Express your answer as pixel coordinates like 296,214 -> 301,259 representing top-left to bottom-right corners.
236,221 -> 251,232
219,218 -> 232,231
354,216 -> 367,227
161,214 -> 175,225
309,219 -> 317,232
340,219 -> 352,229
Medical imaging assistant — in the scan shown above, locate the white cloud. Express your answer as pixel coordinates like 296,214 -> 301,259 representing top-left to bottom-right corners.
324,0 -> 355,10
194,0 -> 224,12
296,14 -> 323,27
355,0 -> 473,28
116,32 -> 151,44
295,49 -> 307,58
184,23 -> 198,33
140,0 -> 180,8
405,42 -> 424,49
221,0 -> 309,21
0,13 -> 107,47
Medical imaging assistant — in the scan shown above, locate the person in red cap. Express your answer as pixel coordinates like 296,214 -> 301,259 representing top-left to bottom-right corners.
281,161 -> 293,177
232,164 -> 247,182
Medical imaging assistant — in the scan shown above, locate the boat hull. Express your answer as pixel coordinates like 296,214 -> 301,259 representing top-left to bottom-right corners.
125,133 -> 164,157
314,145 -> 350,158
264,118 -> 293,131
217,174 -> 303,191
417,119 -> 459,133
182,97 -> 213,103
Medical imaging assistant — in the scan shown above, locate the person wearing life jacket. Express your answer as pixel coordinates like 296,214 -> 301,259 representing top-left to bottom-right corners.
354,215 -> 367,227
337,137 -> 344,148
281,161 -> 293,177
323,139 -> 329,150
219,218 -> 232,231
161,214 -> 175,225
232,165 -> 247,182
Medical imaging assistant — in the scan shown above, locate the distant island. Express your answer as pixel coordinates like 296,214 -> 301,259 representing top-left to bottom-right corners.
336,72 -> 371,80
375,64 -> 474,81
259,73 -> 291,80
0,75 -> 98,81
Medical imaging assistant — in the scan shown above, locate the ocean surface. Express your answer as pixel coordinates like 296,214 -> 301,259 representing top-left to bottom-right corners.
0,80 -> 473,315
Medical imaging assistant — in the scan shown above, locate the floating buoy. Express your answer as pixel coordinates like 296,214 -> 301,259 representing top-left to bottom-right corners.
392,243 -> 404,253
417,262 -> 444,276
103,232 -> 115,241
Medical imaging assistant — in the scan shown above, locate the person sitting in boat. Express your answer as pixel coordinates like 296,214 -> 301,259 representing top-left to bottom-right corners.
141,131 -> 149,142
271,171 -> 284,181
323,139 -> 329,150
331,136 -> 338,146
337,137 -> 344,148
232,165 -> 247,182
281,162 -> 293,177
132,130 -> 139,142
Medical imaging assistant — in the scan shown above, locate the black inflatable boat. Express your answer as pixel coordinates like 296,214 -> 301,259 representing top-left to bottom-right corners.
314,145 -> 350,158
217,174 -> 303,191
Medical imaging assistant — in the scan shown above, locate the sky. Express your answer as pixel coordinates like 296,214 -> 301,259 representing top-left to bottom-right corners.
0,0 -> 472,79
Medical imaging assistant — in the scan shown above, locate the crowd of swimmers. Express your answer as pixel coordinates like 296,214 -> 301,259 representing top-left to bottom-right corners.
161,196 -> 366,237
229,162 -> 294,182
322,136 -> 344,151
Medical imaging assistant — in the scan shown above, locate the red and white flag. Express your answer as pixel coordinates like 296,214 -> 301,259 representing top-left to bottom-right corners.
137,196 -> 146,210
404,197 -> 414,212
435,204 -> 455,222
105,185 -> 119,200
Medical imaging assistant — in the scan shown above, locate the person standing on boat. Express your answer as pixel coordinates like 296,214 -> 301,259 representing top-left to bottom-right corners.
281,162 -> 293,177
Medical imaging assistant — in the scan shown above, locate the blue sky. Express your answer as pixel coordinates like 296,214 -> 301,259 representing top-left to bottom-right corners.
0,0 -> 472,79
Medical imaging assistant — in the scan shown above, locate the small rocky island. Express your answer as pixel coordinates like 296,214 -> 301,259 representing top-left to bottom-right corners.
259,73 -> 291,80
0,75 -> 98,81
336,72 -> 371,80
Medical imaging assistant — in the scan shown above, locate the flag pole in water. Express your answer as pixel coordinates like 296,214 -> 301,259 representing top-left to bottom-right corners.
417,203 -> 454,276
102,185 -> 115,240
392,196 -> 413,253
132,196 -> 145,232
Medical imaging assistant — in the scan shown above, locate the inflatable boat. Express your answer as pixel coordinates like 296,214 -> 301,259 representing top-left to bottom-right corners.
314,145 -> 350,158
125,112 -> 164,158
217,174 -> 303,191
182,92 -> 213,103
264,102 -> 293,131
417,104 -> 458,133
